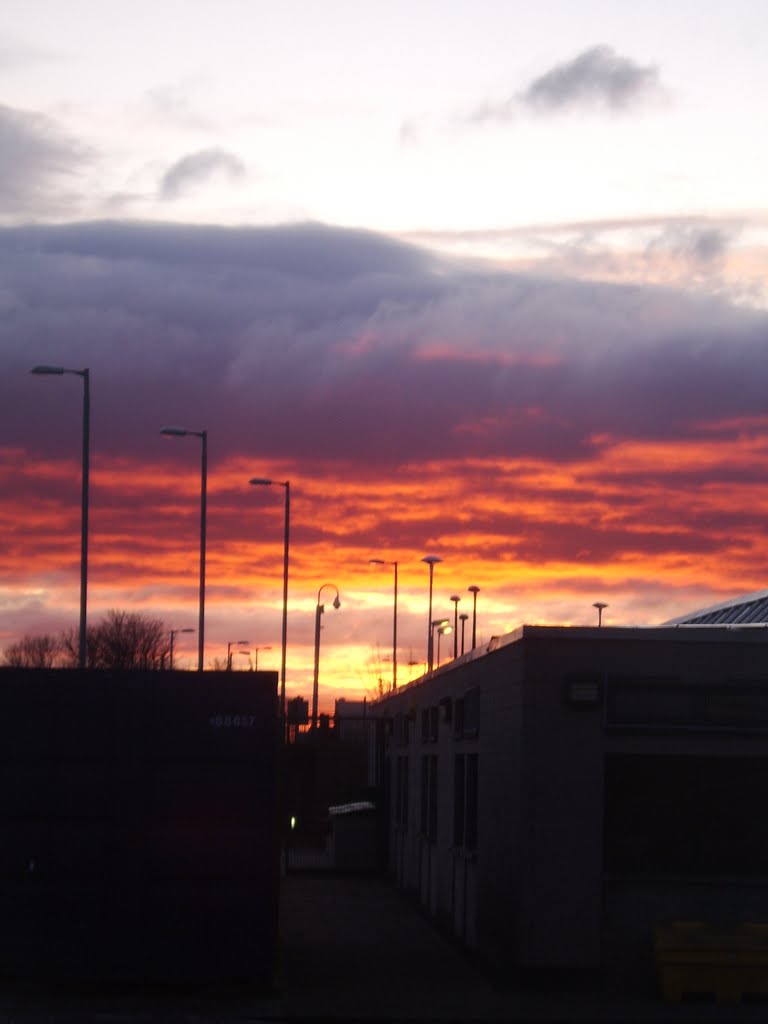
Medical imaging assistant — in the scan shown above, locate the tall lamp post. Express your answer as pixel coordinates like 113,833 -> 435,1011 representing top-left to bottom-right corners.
251,644 -> 272,672
31,365 -> 90,669
312,583 -> 340,729
459,613 -> 469,655
369,558 -> 398,691
169,627 -> 194,670
468,585 -> 480,650
250,478 -> 290,719
227,639 -> 250,670
421,555 -> 442,673
161,426 -> 208,671
593,601 -> 608,627
449,594 -> 461,659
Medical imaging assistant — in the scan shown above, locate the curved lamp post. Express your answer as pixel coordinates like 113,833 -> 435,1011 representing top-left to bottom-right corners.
31,365 -> 90,668
421,555 -> 443,673
468,585 -> 480,650
459,613 -> 469,655
227,639 -> 250,671
436,622 -> 452,668
369,558 -> 398,691
169,627 -> 194,670
161,426 -> 207,671
450,594 -> 461,659
312,583 -> 340,728
250,478 -> 290,718
430,618 -> 450,671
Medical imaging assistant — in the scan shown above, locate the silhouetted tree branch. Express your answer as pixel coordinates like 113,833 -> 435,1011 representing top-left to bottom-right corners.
2,633 -> 63,668
62,609 -> 170,669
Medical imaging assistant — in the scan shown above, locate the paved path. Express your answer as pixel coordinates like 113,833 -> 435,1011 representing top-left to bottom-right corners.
3,874 -> 768,1021
277,873 -> 768,1023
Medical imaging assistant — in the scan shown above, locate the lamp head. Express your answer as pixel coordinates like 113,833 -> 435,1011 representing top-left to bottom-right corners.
369,558 -> 385,566
421,555 -> 442,567
450,594 -> 460,603
30,364 -> 65,375
459,613 -> 469,621
160,426 -> 189,437
249,477 -> 273,486
439,624 -> 453,635
332,595 -> 341,610
468,585 -> 480,595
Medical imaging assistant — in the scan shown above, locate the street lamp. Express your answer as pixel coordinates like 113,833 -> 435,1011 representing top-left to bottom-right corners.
436,622 -> 452,668
369,558 -> 398,691
459,613 -> 469,655
421,555 -> 442,673
449,595 -> 461,658
161,426 -> 207,671
251,644 -> 272,672
227,639 -> 250,671
168,627 -> 194,670
250,478 -> 290,718
31,364 -> 90,669
593,602 -> 608,627
468,585 -> 480,649
312,583 -> 340,729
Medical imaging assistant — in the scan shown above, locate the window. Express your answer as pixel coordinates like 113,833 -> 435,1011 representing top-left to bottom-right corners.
453,755 -> 465,847
453,752 -> 478,852
395,755 -> 409,830
420,754 -> 438,841
453,698 -> 464,739
604,754 -> 768,875
422,706 -> 439,743
454,688 -> 481,739
463,687 -> 480,736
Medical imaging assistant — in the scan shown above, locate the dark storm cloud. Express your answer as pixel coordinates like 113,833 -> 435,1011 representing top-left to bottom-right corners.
158,148 -> 246,200
2,220 -> 767,470
0,103 -> 88,215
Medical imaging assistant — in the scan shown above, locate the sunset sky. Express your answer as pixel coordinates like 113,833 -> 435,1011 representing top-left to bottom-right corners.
2,1 -> 768,705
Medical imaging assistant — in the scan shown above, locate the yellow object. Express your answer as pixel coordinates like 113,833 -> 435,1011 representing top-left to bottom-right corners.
655,922 -> 768,1005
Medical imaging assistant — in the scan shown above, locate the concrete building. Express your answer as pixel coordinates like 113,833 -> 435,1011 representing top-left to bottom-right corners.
372,622 -> 768,978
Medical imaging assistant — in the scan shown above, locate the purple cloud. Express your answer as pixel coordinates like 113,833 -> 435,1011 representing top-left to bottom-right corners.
2,220 -> 767,473
158,148 -> 246,200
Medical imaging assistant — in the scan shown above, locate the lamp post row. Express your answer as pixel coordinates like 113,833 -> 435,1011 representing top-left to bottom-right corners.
28,364 -> 484,689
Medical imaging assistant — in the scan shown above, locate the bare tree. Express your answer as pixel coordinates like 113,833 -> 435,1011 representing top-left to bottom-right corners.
2,633 -> 63,668
62,610 -> 170,669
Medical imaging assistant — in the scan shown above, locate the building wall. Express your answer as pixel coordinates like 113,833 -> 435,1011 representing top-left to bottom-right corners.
0,668 -> 280,986
375,626 -> 768,974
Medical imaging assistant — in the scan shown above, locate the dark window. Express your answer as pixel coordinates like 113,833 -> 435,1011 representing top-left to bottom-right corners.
453,752 -> 478,852
465,753 -> 478,851
421,708 -> 429,743
453,754 -> 465,847
429,705 -> 439,742
421,754 -> 438,841
604,754 -> 768,875
428,755 -> 438,841
394,712 -> 409,747
453,698 -> 465,739
464,687 -> 480,736
395,755 -> 409,830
